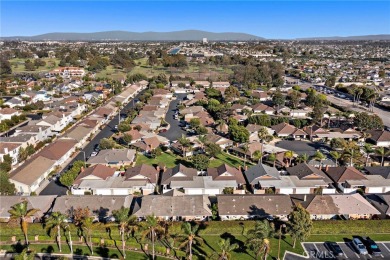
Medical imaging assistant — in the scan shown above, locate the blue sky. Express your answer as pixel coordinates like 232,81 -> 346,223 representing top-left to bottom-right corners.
1,1 -> 390,39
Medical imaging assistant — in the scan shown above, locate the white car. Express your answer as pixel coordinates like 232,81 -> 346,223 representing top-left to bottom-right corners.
90,152 -> 98,157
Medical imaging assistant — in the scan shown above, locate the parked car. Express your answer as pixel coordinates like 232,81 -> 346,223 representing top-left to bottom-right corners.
352,238 -> 368,255
94,144 -> 100,152
364,237 -> 381,256
90,151 -> 98,157
325,242 -> 343,257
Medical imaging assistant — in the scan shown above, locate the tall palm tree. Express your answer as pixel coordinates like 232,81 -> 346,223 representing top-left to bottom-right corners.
198,135 -> 208,152
8,201 -> 40,248
267,153 -> 277,167
253,150 -> 263,164
242,143 -> 249,169
375,147 -> 390,166
178,134 -> 191,158
297,153 -> 309,163
313,151 -> 326,167
82,217 -> 95,255
179,222 -> 204,260
46,212 -> 67,252
362,144 -> 374,166
213,238 -> 239,260
284,151 -> 294,167
330,151 -> 341,166
246,220 -> 274,260
112,207 -> 137,258
141,214 -> 165,260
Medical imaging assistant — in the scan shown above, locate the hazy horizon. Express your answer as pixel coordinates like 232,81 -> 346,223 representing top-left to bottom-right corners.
1,1 -> 390,39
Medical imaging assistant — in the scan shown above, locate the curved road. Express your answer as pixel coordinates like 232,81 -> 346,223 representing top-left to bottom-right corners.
159,93 -> 187,141
39,91 -> 145,195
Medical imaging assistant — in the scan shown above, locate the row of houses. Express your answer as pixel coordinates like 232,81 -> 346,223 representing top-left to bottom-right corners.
67,153 -> 390,197
1,192 -> 388,224
6,82 -> 146,195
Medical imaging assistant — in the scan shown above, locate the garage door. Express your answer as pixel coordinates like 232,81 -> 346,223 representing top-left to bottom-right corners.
295,188 -> 311,194
113,189 -> 129,195
95,189 -> 112,195
187,189 -> 203,195
279,188 -> 294,194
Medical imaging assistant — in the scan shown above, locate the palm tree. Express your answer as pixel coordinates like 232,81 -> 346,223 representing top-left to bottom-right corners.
216,119 -> 227,134
180,222 -> 204,260
313,151 -> 326,167
82,217 -> 95,255
297,153 -> 309,163
46,212 -> 67,252
8,201 -> 40,248
112,207 -> 137,258
375,147 -> 390,166
242,143 -> 249,169
246,220 -> 274,260
178,134 -> 191,158
213,238 -> 239,260
198,135 -> 208,152
362,144 -> 374,166
330,151 -> 341,166
267,153 -> 277,167
141,214 -> 165,260
253,150 -> 263,164
284,151 -> 294,167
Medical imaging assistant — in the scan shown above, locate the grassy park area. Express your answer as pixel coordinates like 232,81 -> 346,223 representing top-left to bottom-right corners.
1,220 -> 389,259
9,58 -> 60,73
135,151 -> 249,170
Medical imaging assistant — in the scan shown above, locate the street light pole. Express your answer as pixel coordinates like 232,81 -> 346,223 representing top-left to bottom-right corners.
80,151 -> 86,167
277,224 -> 286,260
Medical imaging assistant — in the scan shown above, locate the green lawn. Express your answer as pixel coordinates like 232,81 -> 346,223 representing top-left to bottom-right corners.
1,220 -> 390,259
136,151 -> 250,170
135,152 -> 178,168
0,244 -> 169,260
95,65 -> 127,80
9,57 -> 60,73
214,152 -> 252,168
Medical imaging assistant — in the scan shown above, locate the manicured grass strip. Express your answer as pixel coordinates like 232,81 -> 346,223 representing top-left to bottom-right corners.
135,152 -> 178,168
0,244 -> 170,260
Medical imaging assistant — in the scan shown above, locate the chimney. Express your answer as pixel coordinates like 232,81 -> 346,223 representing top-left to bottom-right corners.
325,165 -> 329,171
163,166 -> 166,172
245,165 -> 248,171
156,166 -> 160,172
80,166 -> 85,172
303,194 -> 307,201
4,148 -> 8,154
319,164 -> 322,170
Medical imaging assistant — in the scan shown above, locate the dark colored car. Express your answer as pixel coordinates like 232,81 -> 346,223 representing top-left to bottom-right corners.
364,237 -> 382,256
325,242 -> 343,257
94,144 -> 100,152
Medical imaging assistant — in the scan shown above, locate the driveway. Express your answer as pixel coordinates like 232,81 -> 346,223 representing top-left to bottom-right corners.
39,90 -> 145,195
285,242 -> 390,260
159,93 -> 187,141
274,140 -> 331,156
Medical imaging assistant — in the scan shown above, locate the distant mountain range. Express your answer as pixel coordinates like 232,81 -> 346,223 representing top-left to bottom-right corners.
1,30 -> 389,41
296,34 -> 390,41
1,30 -> 263,41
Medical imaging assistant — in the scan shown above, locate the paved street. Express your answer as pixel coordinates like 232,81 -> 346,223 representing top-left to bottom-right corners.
285,241 -> 390,260
159,93 -> 187,141
285,76 -> 390,128
39,91 -> 144,195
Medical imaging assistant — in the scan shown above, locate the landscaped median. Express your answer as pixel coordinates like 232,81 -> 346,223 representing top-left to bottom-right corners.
1,220 -> 390,259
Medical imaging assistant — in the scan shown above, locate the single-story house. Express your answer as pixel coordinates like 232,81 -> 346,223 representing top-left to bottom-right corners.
217,194 -> 292,221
